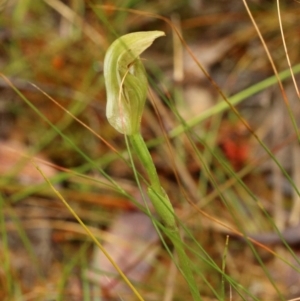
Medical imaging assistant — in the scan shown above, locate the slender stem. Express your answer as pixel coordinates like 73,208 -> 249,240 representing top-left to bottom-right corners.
171,230 -> 202,301
129,133 -> 202,301
130,133 -> 162,193
130,133 -> 175,228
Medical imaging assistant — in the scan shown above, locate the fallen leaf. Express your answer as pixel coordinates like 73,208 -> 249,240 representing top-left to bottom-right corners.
88,211 -> 159,298
0,140 -> 57,184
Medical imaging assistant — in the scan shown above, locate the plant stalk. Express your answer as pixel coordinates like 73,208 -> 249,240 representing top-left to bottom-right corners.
129,133 -> 202,301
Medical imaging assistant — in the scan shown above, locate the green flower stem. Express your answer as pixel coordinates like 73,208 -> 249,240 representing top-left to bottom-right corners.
129,133 -> 202,301
130,133 -> 162,195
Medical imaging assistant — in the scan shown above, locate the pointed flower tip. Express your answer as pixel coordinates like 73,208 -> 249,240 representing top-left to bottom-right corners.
104,31 -> 165,135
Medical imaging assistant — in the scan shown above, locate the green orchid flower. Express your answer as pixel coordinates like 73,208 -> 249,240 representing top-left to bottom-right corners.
104,31 -> 165,135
